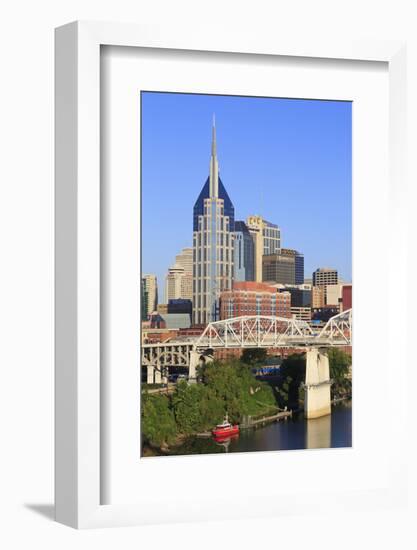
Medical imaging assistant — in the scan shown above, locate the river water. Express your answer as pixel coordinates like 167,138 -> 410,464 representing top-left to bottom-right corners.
166,400 -> 352,456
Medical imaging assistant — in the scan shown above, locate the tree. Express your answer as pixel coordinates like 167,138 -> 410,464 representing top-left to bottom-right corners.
141,393 -> 177,447
327,348 -> 352,398
241,348 -> 267,366
278,353 -> 306,408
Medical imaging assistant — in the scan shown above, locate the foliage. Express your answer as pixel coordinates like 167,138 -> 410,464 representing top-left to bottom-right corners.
141,358 -> 280,449
241,348 -> 267,366
277,353 -> 306,409
141,393 -> 177,447
200,360 -> 276,421
327,348 -> 352,398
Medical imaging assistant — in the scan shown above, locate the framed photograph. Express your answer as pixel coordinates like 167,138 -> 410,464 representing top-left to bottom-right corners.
55,22 -> 408,528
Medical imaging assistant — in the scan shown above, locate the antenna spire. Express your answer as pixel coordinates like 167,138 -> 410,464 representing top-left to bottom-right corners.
209,115 -> 219,198
211,113 -> 217,157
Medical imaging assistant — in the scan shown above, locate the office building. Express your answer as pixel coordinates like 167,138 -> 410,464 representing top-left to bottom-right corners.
291,307 -> 312,322
341,284 -> 352,310
326,283 -> 343,308
167,298 -> 193,320
165,264 -> 185,302
279,286 -> 311,307
141,278 -> 148,321
192,119 -> 235,324
219,281 -> 291,320
233,221 -> 255,282
312,285 -> 325,308
280,248 -> 304,284
312,268 -> 339,304
246,215 -> 281,282
313,268 -> 338,287
175,247 -> 193,300
142,274 -> 158,318
262,253 -> 295,285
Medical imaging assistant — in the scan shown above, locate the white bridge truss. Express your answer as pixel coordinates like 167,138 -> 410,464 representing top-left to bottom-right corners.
141,309 -> 352,369
194,315 -> 313,349
318,308 -> 352,345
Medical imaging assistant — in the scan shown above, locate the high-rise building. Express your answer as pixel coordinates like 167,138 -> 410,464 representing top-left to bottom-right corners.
312,268 -> 338,287
175,247 -> 193,300
246,215 -> 281,282
312,268 -> 339,304
312,285 -> 325,308
262,253 -> 295,285
165,264 -> 185,302
280,248 -> 304,284
219,281 -> 291,320
192,119 -> 235,325
141,278 -> 148,321
233,221 -> 255,282
142,274 -> 158,318
326,283 -> 343,308
279,286 -> 311,307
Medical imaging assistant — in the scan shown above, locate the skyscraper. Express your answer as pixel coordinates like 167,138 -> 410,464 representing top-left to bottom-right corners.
233,221 -> 255,282
175,247 -> 193,300
246,215 -> 281,282
312,267 -> 338,304
142,274 -> 158,318
193,119 -> 235,325
165,263 -> 185,302
280,248 -> 304,284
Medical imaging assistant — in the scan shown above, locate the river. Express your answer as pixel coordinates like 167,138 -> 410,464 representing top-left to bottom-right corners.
163,400 -> 352,456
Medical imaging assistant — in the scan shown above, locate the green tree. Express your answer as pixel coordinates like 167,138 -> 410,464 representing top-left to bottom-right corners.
327,348 -> 352,398
141,393 -> 177,447
278,353 -> 306,409
241,348 -> 268,366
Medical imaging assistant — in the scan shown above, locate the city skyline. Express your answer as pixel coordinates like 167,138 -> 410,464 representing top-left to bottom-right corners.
142,91 -> 352,299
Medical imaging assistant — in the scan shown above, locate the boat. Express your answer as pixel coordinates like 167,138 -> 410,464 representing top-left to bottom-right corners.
212,414 -> 239,439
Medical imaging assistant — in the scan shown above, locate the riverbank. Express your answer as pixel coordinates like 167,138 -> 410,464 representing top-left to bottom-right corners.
142,400 -> 352,457
141,352 -> 352,455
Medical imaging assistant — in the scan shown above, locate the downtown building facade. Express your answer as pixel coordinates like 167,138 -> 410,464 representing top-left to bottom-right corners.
262,248 -> 304,286
233,221 -> 255,282
219,281 -> 291,320
142,274 -> 158,318
192,121 -> 235,324
246,215 -> 281,282
312,267 -> 339,306
165,247 -> 193,303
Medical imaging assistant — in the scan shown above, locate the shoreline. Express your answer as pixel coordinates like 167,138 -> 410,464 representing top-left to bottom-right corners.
142,397 -> 352,456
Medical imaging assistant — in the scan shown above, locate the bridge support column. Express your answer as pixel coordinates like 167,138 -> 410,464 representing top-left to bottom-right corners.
154,368 -> 162,384
304,348 -> 332,419
189,351 -> 201,381
146,365 -> 155,384
161,367 -> 168,385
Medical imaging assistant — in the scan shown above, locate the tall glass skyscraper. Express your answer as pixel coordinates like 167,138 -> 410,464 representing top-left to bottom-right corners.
233,221 -> 255,282
192,120 -> 235,325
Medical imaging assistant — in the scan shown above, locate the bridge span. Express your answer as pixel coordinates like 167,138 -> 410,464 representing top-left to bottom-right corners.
142,309 -> 352,419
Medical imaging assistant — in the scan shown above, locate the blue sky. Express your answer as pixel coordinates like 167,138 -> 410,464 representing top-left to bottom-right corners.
141,92 -> 352,298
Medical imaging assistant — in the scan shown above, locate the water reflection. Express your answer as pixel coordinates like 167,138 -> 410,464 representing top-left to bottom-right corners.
150,400 -> 352,456
306,414 -> 331,449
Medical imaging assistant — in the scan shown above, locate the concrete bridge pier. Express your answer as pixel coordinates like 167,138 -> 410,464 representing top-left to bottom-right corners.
147,365 -> 155,384
304,348 -> 332,419
189,351 -> 200,381
154,368 -> 162,384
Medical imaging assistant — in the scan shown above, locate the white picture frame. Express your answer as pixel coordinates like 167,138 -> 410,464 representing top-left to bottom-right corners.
55,21 -> 408,529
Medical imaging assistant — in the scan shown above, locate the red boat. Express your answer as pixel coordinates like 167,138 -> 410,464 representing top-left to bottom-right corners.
212,415 -> 239,439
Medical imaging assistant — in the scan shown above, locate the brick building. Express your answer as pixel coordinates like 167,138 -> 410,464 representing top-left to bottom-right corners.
341,284 -> 352,310
219,281 -> 291,320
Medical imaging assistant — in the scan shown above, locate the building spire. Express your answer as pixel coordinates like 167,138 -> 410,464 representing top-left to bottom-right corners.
209,114 -> 219,198
212,114 -> 217,157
